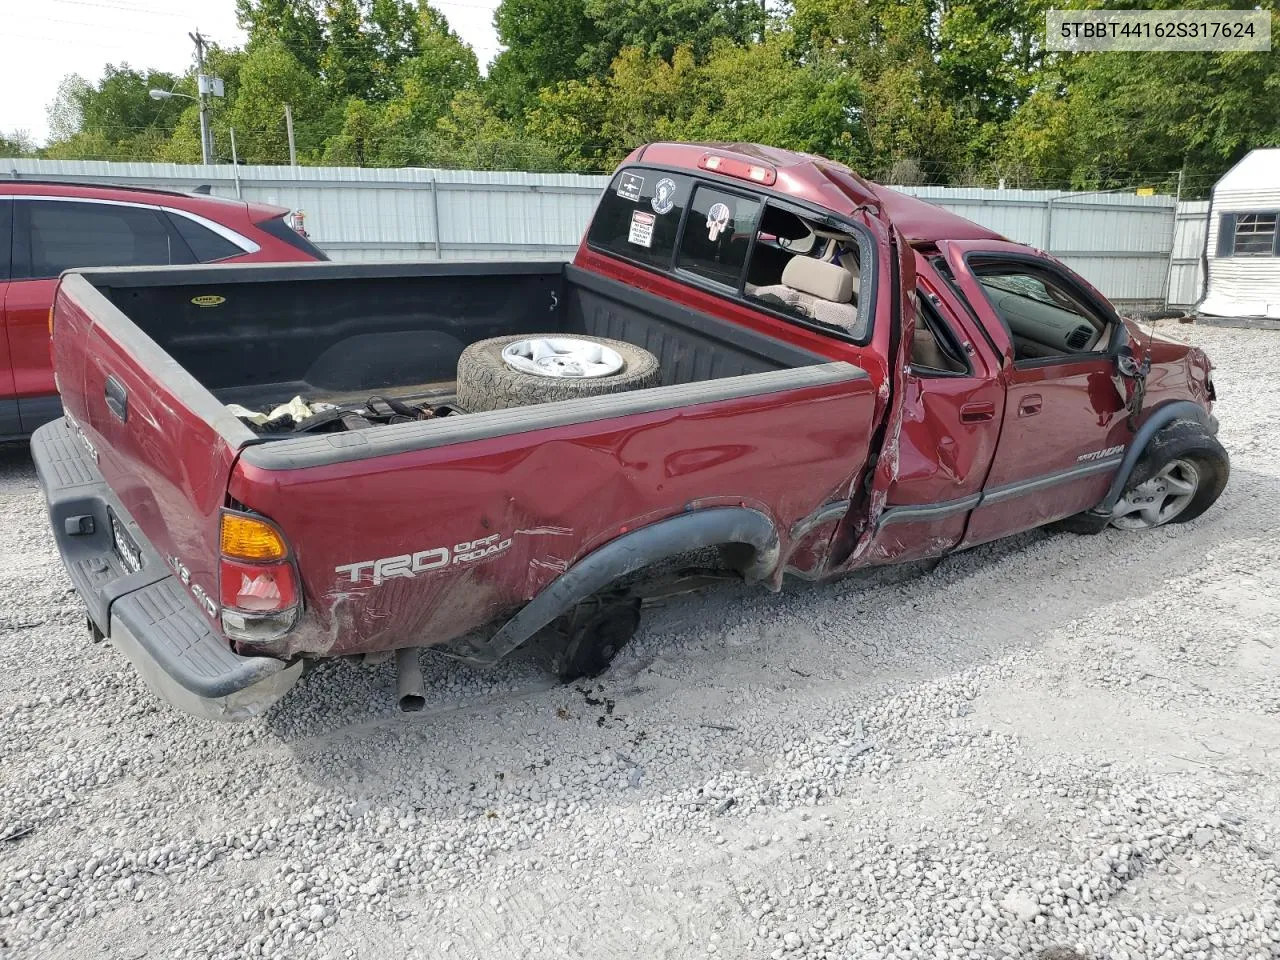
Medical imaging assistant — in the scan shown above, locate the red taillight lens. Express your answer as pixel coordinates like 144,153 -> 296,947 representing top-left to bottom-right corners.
218,509 -> 301,644
219,559 -> 298,612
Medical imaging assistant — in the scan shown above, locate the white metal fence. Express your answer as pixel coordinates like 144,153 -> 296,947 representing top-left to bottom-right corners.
1,158 -> 1210,308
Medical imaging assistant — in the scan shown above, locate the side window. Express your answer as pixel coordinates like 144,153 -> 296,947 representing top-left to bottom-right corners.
0,199 -> 11,281
675,185 -> 761,287
1218,212 -> 1278,257
21,200 -> 178,279
166,212 -> 243,262
971,262 -> 1110,363
741,204 -> 869,339
911,293 -> 969,376
586,169 -> 692,271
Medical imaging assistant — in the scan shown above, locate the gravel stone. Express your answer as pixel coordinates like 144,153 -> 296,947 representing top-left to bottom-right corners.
0,323 -> 1276,959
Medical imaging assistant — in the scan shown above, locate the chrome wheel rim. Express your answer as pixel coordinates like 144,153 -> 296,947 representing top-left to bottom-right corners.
501,337 -> 624,379
1111,458 -> 1200,530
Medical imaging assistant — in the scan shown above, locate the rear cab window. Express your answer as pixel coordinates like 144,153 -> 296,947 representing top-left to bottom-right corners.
586,171 -> 693,272
587,166 -> 874,342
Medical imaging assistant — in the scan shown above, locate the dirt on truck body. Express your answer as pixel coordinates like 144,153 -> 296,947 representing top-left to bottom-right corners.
32,141 -> 1228,719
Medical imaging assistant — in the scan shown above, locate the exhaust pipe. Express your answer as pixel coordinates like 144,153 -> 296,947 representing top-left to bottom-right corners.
395,647 -> 426,712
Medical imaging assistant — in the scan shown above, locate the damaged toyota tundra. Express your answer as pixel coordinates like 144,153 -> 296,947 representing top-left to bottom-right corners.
32,142 -> 1228,720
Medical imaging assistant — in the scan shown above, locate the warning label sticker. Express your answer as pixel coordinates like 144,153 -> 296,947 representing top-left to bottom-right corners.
628,210 -> 656,248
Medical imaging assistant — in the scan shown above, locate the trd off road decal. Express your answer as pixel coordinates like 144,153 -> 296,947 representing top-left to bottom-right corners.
336,533 -> 514,586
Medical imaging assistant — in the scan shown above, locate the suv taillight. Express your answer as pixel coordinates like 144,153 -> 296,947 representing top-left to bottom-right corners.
218,511 -> 301,643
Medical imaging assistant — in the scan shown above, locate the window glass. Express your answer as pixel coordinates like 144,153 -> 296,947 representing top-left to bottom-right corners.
741,204 -> 868,338
167,212 -> 242,261
676,185 -> 761,287
586,169 -> 691,271
25,201 -> 176,279
911,294 -> 968,375
0,199 -> 11,281
1231,212 -> 1277,256
973,263 -> 1108,362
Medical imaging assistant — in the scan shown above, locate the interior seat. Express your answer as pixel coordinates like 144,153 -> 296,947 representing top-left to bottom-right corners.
753,257 -> 859,331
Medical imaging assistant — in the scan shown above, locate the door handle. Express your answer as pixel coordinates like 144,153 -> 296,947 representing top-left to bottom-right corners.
105,375 -> 128,422
1018,394 -> 1043,417
959,401 -> 995,423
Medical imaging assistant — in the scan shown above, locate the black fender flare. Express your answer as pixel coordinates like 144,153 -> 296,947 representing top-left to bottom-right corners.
477,507 -> 780,665
1096,400 -> 1213,513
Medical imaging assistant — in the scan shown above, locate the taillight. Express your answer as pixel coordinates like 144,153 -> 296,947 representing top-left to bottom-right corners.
218,511 -> 301,644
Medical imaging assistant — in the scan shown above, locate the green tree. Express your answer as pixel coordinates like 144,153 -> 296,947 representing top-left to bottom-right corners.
0,131 -> 36,157
531,34 -> 866,173
433,90 -> 559,170
1002,45 -> 1280,192
322,0 -> 380,100
323,6 -> 478,165
791,0 -> 986,180
237,0 -> 326,72
488,0 -> 599,116
579,0 -> 768,74
47,74 -> 89,142
227,40 -> 334,162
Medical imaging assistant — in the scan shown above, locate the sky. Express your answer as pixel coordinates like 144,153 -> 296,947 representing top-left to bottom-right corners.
0,0 -> 503,146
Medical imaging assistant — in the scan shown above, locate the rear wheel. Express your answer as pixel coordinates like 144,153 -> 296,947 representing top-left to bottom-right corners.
552,596 -> 641,683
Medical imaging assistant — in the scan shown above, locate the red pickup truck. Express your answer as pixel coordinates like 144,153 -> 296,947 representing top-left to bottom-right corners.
32,142 -> 1227,720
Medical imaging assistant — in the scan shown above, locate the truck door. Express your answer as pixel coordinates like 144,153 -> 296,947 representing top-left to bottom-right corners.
864,257 -> 1004,564
936,240 -> 1132,547
0,198 -> 17,437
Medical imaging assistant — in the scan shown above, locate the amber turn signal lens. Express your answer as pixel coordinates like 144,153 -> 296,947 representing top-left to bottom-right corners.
220,513 -> 287,561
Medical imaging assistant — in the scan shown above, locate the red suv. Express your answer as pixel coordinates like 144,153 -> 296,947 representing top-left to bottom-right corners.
0,181 -> 327,439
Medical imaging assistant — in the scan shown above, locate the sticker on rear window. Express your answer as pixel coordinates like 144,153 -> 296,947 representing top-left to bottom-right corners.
616,172 -> 644,202
628,210 -> 656,248
191,295 -> 225,307
651,178 -> 677,215
706,202 -> 731,241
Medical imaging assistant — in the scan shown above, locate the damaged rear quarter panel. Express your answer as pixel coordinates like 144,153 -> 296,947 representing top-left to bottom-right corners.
228,377 -> 877,658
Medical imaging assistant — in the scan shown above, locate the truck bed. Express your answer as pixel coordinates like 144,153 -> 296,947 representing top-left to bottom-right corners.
84,261 -> 827,419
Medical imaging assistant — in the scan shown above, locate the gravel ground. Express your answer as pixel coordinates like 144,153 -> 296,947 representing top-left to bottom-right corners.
1,322 -> 1278,960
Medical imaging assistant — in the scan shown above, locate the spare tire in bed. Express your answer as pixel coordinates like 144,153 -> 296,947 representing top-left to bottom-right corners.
455,334 -> 662,412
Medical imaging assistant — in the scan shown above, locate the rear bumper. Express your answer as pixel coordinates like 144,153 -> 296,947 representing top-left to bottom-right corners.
31,419 -> 300,720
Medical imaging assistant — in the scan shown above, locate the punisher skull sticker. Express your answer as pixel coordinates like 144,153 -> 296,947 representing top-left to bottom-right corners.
651,177 -> 677,215
706,202 -> 731,241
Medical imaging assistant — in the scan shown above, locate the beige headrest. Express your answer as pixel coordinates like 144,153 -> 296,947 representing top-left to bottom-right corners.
781,257 -> 855,303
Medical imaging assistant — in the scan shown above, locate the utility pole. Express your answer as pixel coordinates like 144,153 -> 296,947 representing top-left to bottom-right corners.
1162,167 -> 1186,310
284,104 -> 297,166
190,30 -> 211,164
